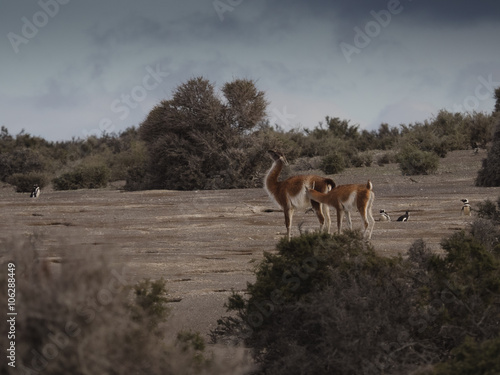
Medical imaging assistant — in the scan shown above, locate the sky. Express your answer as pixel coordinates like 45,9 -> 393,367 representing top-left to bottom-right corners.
1,0 -> 500,141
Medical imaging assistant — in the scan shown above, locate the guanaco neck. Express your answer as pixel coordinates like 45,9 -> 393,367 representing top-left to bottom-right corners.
264,159 -> 284,196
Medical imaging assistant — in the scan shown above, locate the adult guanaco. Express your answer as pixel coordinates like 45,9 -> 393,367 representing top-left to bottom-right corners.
305,180 -> 375,240
264,150 -> 335,240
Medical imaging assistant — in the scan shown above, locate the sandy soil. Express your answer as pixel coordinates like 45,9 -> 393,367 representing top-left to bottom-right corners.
1,149 -> 499,338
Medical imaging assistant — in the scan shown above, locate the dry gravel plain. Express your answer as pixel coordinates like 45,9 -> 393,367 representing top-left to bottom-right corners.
1,149 -> 499,339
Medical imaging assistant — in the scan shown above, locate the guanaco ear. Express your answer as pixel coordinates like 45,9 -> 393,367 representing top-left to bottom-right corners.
268,150 -> 288,164
325,178 -> 336,190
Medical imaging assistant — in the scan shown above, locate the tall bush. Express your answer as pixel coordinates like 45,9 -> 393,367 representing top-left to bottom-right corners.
476,119 -> 500,186
137,77 -> 269,190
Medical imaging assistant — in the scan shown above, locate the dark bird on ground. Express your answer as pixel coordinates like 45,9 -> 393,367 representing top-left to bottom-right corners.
397,211 -> 410,222
30,185 -> 40,198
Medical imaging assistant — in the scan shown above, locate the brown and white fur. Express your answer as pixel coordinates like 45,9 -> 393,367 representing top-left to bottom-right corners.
306,180 -> 375,240
264,150 -> 335,240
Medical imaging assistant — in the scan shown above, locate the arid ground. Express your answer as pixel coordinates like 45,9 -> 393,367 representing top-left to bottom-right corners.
1,149 -> 499,338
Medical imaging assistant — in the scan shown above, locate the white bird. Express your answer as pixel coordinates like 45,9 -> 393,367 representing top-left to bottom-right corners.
461,199 -> 471,216
30,185 -> 40,198
379,209 -> 391,221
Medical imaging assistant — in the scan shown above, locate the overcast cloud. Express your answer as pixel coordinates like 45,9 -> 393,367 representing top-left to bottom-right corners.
1,0 -> 499,140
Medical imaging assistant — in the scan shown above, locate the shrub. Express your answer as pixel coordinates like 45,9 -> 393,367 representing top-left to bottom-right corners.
476,119 -> 500,186
6,172 -> 49,192
130,278 -> 170,333
0,236 -> 251,375
350,151 -> 372,167
476,197 -> 500,222
212,232 -> 433,374
53,164 -> 110,190
214,209 -> 500,374
377,151 -> 398,166
319,152 -> 345,174
397,144 -> 439,175
431,336 -> 500,375
425,231 -> 500,348
125,163 -> 151,191
0,147 -> 46,181
138,77 -> 269,190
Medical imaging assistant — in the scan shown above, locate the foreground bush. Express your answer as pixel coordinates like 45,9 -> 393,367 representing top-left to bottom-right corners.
212,232 -> 428,374
52,164 -> 110,190
213,224 -> 500,374
430,336 -> 500,375
0,237 -> 251,375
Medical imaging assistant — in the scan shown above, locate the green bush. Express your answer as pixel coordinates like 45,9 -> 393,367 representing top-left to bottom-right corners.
6,172 -> 49,192
476,197 -> 500,222
138,77 -> 269,190
213,208 -> 500,374
130,278 -> 170,333
376,151 -> 398,165
53,164 -> 110,190
350,151 -> 372,167
319,152 -> 345,174
0,147 -> 46,181
431,336 -> 500,375
212,232 -> 427,374
476,119 -> 500,186
397,144 -> 439,175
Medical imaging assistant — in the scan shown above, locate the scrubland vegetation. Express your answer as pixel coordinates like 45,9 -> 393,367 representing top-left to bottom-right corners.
2,198 -> 500,374
2,80 -> 500,373
0,238 -> 253,375
211,200 -> 500,374
1,78 -> 499,193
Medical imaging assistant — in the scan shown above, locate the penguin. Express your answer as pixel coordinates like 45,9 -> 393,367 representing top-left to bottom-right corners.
30,185 -> 40,198
379,209 -> 391,221
397,211 -> 410,222
461,199 -> 471,216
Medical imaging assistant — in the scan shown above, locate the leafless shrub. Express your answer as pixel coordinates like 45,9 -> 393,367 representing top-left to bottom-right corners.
0,236 -> 252,375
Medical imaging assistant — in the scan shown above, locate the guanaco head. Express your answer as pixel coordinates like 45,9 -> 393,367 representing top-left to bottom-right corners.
267,150 -> 289,165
